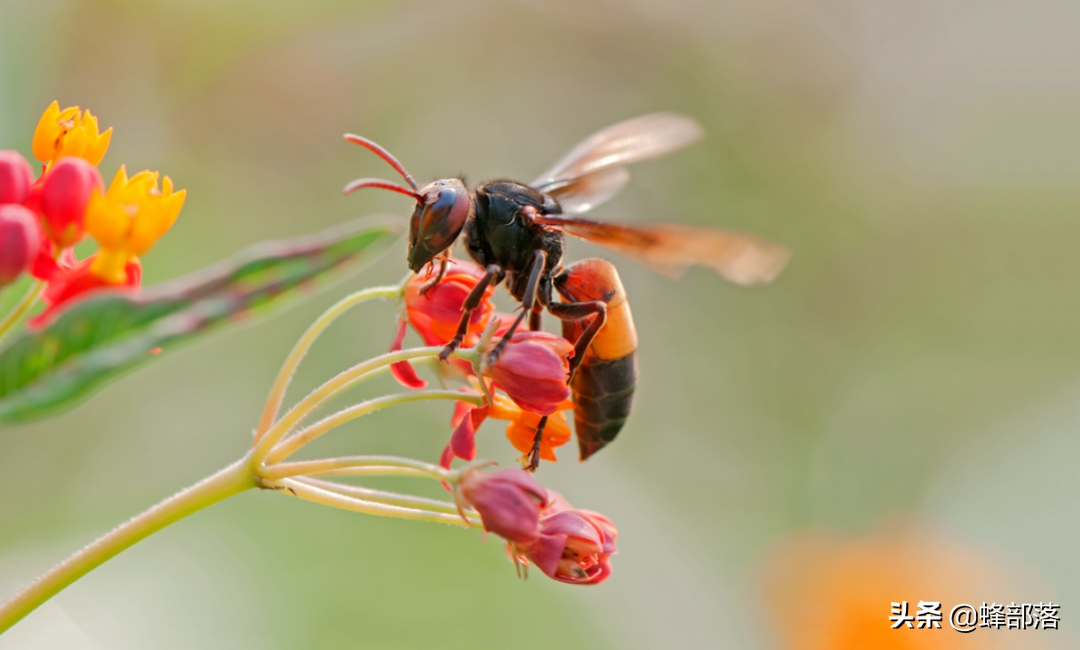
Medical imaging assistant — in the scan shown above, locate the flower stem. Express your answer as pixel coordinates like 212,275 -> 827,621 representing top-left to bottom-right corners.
255,283 -> 406,443
279,478 -> 481,528
266,389 -> 482,463
262,454 -> 450,481
0,279 -> 44,344
251,345 -> 476,462
291,476 -> 473,517
0,456 -> 255,635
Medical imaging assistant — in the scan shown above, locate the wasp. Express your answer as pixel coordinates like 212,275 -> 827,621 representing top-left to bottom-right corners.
344,113 -> 791,470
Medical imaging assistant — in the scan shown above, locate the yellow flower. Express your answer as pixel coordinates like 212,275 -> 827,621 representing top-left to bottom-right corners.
32,101 -> 113,167
84,166 -> 185,282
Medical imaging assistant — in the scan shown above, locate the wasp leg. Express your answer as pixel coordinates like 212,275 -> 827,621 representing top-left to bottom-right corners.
418,256 -> 449,298
522,300 -> 606,471
529,306 -> 543,331
547,300 -> 607,379
526,414 -> 549,472
486,249 -> 546,366
439,264 -> 502,361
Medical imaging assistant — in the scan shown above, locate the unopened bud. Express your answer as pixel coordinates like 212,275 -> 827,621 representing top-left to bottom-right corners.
0,204 -> 42,286
39,157 -> 102,247
0,150 -> 34,206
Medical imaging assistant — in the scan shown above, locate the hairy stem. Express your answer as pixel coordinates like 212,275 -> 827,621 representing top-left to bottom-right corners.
251,345 -> 476,462
280,478 -> 481,528
262,454 -> 449,481
292,476 -> 473,518
266,390 -> 482,463
0,457 -> 255,635
255,283 -> 405,443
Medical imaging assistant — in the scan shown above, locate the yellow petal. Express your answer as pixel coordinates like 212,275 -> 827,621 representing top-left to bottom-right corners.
89,248 -> 131,284
86,127 -> 112,166
32,101 -> 61,163
84,191 -> 131,248
108,165 -> 129,196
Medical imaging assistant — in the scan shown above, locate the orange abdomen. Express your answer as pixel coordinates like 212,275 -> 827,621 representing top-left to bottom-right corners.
555,259 -> 638,460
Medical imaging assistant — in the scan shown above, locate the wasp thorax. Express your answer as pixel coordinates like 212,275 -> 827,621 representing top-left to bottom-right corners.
407,178 -> 471,272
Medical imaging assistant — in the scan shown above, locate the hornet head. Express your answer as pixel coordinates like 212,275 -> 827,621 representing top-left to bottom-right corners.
343,135 -> 471,273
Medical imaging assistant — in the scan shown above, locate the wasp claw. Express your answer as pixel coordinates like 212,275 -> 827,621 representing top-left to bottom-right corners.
438,339 -> 460,361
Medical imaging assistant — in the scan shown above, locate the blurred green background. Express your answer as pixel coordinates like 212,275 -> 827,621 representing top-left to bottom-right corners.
1,0 -> 1078,648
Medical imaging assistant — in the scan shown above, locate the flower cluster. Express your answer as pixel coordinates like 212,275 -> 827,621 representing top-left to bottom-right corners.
454,468 -> 618,584
376,258 -> 618,584
0,102 -> 184,327
390,259 -> 578,464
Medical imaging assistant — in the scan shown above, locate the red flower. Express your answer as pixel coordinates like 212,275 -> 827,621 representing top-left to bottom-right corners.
0,204 -> 42,287
32,157 -> 103,248
454,468 -> 548,545
389,258 -> 496,388
30,254 -> 141,329
511,501 -> 618,585
0,150 -> 34,206
405,258 -> 495,346
484,330 -> 573,415
441,393 -> 574,468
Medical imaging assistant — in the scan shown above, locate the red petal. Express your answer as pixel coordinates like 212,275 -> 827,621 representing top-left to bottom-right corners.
388,318 -> 427,389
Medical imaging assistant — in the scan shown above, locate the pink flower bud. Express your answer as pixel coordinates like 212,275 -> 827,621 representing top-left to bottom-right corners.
0,205 -> 42,287
455,468 -> 548,545
484,331 -> 573,415
510,493 -> 619,585
39,157 -> 103,248
0,151 -> 34,206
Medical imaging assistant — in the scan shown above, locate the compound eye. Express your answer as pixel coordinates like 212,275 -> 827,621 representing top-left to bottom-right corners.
407,181 -> 470,272
420,188 -> 458,237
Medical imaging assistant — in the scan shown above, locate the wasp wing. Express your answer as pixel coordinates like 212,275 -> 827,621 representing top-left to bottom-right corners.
532,113 -> 704,215
536,215 -> 791,285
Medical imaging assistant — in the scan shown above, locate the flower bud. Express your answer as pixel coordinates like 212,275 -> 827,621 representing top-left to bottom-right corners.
0,150 -> 34,206
514,507 -> 619,585
455,468 -> 548,545
484,331 -> 573,415
39,157 -> 103,247
0,205 -> 42,286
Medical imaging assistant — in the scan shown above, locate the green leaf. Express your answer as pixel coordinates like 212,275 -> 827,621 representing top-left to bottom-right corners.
0,216 -> 404,423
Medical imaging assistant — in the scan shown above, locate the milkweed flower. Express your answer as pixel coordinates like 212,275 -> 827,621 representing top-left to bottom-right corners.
0,150 -> 34,205
484,330 -> 573,415
405,259 -> 495,346
0,205 -> 42,287
32,101 -> 112,167
389,258 -> 496,387
454,468 -> 547,544
84,166 -> 185,283
33,157 -> 103,247
31,255 -> 141,329
442,392 -> 573,468
510,494 -> 618,585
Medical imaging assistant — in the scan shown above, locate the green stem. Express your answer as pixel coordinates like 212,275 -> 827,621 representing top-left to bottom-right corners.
279,478 -> 481,528
255,283 -> 405,443
251,345 -> 477,462
292,476 -> 473,517
0,457 -> 255,635
0,279 -> 44,344
266,389 -> 482,463
262,454 -> 450,481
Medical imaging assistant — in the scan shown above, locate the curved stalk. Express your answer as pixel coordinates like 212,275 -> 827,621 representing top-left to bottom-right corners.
251,345 -> 477,462
266,390 -> 482,463
262,454 -> 449,481
255,283 -> 406,442
0,457 -> 255,635
292,476 -> 476,518
280,478 -> 481,528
